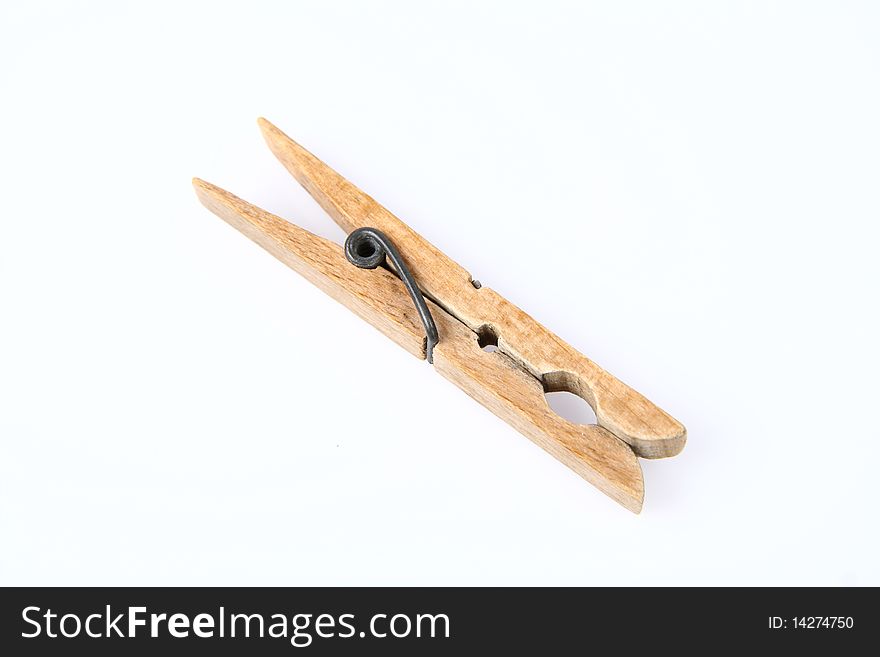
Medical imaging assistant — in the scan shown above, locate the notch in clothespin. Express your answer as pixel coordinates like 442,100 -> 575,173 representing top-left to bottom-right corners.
193,118 -> 686,513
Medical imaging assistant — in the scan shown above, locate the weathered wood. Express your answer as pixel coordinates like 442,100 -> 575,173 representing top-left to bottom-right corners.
257,118 -> 686,458
193,179 -> 426,359
431,310 -> 644,512
193,178 -> 644,512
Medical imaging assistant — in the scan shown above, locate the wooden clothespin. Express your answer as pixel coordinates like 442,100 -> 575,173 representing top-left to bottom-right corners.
193,119 -> 686,512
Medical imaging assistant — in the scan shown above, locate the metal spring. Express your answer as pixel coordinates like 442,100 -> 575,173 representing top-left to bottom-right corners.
344,227 -> 439,363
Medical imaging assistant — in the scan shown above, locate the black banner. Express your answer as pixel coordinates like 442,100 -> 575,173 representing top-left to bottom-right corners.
0,587 -> 872,654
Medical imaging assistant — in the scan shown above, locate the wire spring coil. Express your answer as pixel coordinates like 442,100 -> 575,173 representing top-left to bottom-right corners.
344,227 -> 439,363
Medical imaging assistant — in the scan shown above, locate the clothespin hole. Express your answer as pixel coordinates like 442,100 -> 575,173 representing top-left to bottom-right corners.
542,372 -> 598,425
476,325 -> 499,353
544,391 -> 598,425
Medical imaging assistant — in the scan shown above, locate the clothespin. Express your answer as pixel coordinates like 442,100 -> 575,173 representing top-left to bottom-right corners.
193,119 -> 686,512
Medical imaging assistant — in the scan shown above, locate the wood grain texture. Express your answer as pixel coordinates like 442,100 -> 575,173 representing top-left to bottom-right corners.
431,311 -> 644,512
258,118 -> 686,458
193,177 -> 644,512
192,178 -> 427,359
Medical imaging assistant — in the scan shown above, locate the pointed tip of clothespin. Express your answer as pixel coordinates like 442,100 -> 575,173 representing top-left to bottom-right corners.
256,116 -> 273,132
257,117 -> 293,160
255,116 -> 370,236
191,176 -> 208,195
257,116 -> 287,149
191,177 -> 223,209
257,116 -> 309,157
257,116 -> 307,171
191,177 -> 230,218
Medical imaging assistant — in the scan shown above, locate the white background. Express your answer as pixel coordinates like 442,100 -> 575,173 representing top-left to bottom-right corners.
1,1 -> 878,586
